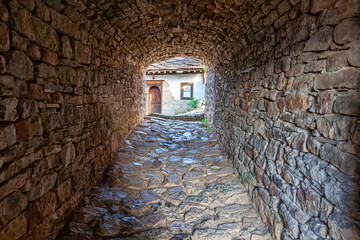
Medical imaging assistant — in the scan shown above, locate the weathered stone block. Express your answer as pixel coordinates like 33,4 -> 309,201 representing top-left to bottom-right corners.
0,212 -> 27,240
352,121 -> 360,145
261,1 -> 274,15
324,166 -> 360,217
13,8 -> 36,41
316,90 -> 334,114
0,75 -> 16,97
72,163 -> 92,193
266,140 -> 280,160
0,55 -> 5,74
304,26 -> 333,52
74,40 -> 91,64
17,99 -> 38,119
32,16 -> 59,52
40,48 -> 58,66
15,120 -> 28,142
27,83 -> 43,100
316,115 -> 354,141
26,44 -> 41,60
286,15 -> 316,45
34,0 -> 51,21
333,17 -> 360,45
7,50 -> 33,80
308,218 -> 328,238
254,119 -> 266,138
56,179 -> 71,203
27,115 -> 43,138
298,184 -> 321,217
0,190 -> 28,225
17,149 -> 43,170
0,98 -> 18,122
61,141 -> 75,167
285,93 -> 308,112
326,51 -> 348,72
291,132 -> 308,152
333,93 -> 360,117
10,30 -> 29,51
294,113 -> 315,130
264,10 -> 279,26
58,66 -> 76,85
310,0 -> 337,14
0,0 -> 8,22
0,169 -> 30,201
60,35 -> 73,59
292,74 -> 313,92
322,0 -> 360,25
27,191 -> 56,229
279,203 -> 300,238
36,63 -> 57,78
348,40 -> 360,67
0,22 -> 10,52
267,102 -> 280,119
278,0 -> 292,15
300,224 -> 321,240
274,14 -> 289,29
27,173 -> 58,201
18,0 -> 35,11
304,60 -> 325,73
45,0 -> 65,11
51,9 -> 78,36
320,143 -> 359,176
328,209 -> 360,240
314,69 -> 360,90
286,64 -> 304,77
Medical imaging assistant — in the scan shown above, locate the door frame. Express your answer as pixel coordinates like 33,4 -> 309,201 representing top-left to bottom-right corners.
146,80 -> 163,114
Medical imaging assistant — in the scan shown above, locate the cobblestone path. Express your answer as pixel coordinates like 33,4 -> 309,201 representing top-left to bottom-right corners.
61,116 -> 271,240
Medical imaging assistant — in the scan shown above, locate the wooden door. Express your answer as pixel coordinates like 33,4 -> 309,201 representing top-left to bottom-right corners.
149,86 -> 161,113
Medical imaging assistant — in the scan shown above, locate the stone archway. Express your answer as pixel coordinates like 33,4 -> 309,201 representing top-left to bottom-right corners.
0,0 -> 359,239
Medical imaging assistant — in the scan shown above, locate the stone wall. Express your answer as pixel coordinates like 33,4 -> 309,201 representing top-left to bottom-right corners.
0,1 -> 145,239
206,0 -> 360,239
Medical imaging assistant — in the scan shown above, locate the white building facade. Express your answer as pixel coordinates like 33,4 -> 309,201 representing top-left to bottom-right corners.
145,57 -> 206,115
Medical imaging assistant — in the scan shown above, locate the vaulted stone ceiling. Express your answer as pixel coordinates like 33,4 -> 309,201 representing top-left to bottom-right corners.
77,0 -> 270,66
2,0 -> 360,239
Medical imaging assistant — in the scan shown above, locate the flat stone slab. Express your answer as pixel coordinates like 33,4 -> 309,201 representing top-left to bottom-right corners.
60,116 -> 271,239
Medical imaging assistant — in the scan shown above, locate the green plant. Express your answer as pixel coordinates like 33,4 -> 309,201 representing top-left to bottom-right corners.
169,116 -> 173,120
200,119 -> 213,131
188,97 -> 199,109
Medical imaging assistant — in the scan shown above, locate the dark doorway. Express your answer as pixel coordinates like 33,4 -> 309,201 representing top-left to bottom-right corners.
148,86 -> 161,113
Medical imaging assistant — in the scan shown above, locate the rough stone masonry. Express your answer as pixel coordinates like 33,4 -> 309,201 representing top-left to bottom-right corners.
0,0 -> 359,239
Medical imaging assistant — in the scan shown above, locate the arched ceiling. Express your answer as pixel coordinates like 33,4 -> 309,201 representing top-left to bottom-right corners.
82,0 -> 272,67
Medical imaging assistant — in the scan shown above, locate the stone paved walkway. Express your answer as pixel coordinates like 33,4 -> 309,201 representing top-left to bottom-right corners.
61,116 -> 271,240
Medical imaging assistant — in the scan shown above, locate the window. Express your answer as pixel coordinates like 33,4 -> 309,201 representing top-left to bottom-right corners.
180,82 -> 193,99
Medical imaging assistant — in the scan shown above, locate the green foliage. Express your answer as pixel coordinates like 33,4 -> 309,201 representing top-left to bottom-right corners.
169,116 -> 173,120
188,97 -> 199,109
199,119 -> 213,131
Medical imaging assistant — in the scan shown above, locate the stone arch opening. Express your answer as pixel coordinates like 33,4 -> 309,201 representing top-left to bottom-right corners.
145,57 -> 206,115
0,0 -> 359,239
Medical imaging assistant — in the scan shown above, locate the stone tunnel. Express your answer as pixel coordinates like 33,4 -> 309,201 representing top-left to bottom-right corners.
0,0 -> 359,239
